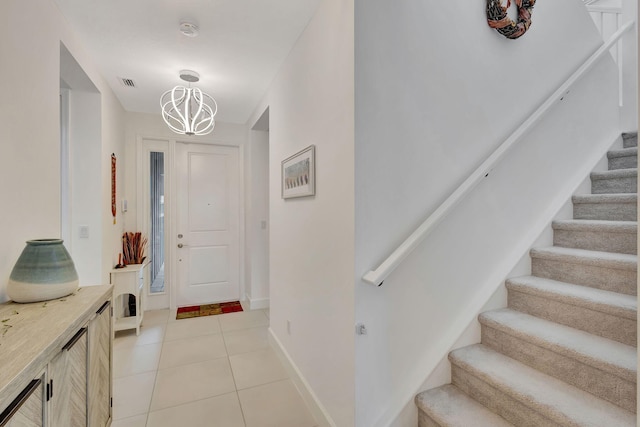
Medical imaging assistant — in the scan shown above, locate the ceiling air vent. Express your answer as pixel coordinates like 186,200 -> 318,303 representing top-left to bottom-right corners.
118,77 -> 137,88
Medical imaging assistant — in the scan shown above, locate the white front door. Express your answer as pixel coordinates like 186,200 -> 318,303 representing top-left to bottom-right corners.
175,142 -> 240,306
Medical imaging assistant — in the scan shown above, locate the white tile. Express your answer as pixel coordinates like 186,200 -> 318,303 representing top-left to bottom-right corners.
229,348 -> 288,390
150,358 -> 236,411
219,310 -> 269,332
110,414 -> 148,427
113,371 -> 156,420
164,315 -> 221,341
114,342 -> 162,378
143,309 -> 170,325
238,379 -> 317,427
114,324 -> 166,349
167,308 -> 179,322
223,326 -> 269,356
159,333 -> 228,369
146,392 -> 245,427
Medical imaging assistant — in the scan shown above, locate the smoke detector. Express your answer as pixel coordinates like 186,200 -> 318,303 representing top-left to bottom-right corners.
179,22 -> 199,37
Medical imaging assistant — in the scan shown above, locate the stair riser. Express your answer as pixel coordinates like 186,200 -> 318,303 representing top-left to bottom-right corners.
623,135 -> 637,148
507,290 -> 637,346
573,202 -> 637,221
417,412 -> 442,427
451,366 -> 561,427
531,258 -> 636,295
553,229 -> 637,255
481,326 -> 636,413
591,176 -> 637,194
609,156 -> 637,170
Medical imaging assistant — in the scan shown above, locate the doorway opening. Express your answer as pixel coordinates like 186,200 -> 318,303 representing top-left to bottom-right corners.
59,42 -> 102,284
246,107 -> 270,310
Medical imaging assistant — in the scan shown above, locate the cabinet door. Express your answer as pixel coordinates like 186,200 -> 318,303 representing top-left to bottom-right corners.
88,300 -> 111,427
0,375 -> 45,427
49,327 -> 88,427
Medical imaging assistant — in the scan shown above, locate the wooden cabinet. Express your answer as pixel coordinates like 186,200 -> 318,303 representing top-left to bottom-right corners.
0,286 -> 112,427
0,374 -> 45,427
49,328 -> 88,427
88,301 -> 111,427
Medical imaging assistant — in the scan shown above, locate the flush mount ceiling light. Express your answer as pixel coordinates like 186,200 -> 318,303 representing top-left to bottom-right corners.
160,70 -> 218,136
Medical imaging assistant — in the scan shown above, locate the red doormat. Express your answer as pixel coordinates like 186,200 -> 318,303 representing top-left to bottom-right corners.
176,301 -> 243,320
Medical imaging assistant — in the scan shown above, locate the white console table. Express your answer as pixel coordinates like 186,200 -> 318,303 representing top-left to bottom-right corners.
110,263 -> 148,335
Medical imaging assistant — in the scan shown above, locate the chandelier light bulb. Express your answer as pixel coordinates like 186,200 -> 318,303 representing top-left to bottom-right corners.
160,71 -> 217,136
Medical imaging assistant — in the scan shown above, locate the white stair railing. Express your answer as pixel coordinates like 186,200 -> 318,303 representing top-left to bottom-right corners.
362,20 -> 635,287
585,0 -> 625,105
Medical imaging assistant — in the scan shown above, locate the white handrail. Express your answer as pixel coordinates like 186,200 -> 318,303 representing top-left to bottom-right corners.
363,20 -> 635,286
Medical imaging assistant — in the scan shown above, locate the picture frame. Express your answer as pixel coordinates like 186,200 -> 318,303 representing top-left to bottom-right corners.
281,145 -> 315,199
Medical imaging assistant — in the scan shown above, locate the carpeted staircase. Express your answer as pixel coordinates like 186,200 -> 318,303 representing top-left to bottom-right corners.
415,133 -> 638,426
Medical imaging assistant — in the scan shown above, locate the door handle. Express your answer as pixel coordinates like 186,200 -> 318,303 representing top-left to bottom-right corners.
177,243 -> 187,248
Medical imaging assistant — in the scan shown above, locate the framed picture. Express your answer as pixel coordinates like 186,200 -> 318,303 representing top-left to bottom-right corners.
282,145 -> 315,199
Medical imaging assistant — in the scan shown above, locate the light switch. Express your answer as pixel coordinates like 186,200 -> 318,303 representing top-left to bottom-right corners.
79,225 -> 89,239
261,220 -> 267,230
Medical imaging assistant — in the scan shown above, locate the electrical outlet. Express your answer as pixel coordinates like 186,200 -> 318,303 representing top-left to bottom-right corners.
79,225 -> 89,239
261,220 -> 267,230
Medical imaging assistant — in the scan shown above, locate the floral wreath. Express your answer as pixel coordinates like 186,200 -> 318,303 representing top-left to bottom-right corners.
487,0 -> 536,40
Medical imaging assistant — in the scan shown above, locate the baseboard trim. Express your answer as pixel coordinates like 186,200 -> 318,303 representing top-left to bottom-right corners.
247,296 -> 270,310
268,328 -> 336,427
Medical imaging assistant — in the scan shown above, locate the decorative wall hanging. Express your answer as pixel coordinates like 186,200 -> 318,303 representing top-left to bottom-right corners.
111,153 -> 117,224
487,0 -> 536,39
282,145 -> 315,199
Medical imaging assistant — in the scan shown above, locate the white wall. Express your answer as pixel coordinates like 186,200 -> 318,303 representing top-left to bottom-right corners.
0,0 -> 126,301
246,0 -> 355,424
69,91 -> 103,285
354,0 -> 621,425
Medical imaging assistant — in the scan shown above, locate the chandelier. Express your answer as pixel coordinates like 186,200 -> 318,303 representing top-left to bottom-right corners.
160,70 -> 217,136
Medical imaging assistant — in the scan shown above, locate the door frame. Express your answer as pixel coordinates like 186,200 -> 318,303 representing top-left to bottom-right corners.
136,136 -> 246,311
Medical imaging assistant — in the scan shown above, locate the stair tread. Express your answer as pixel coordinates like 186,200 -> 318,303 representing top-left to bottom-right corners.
591,168 -> 637,179
552,219 -> 637,233
450,344 -> 636,426
415,384 -> 514,427
506,275 -> 637,319
608,147 -> 638,159
530,246 -> 637,270
479,308 -> 636,382
573,193 -> 637,203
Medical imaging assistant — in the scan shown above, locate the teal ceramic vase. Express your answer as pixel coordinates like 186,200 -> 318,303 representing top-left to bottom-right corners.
7,239 -> 79,303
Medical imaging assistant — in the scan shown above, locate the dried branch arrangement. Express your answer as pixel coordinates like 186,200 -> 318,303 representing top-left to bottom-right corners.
487,0 -> 536,40
122,232 -> 148,265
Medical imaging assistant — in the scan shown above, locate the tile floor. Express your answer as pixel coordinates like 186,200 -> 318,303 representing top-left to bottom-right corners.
111,308 -> 318,427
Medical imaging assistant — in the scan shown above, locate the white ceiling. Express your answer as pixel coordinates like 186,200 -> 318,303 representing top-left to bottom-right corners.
53,0 -> 322,124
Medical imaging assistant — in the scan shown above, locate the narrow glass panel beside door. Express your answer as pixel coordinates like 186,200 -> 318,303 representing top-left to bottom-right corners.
149,151 -> 165,294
